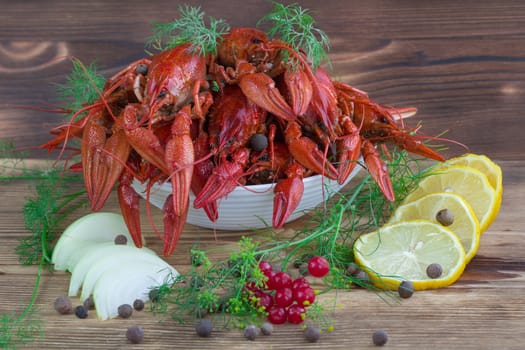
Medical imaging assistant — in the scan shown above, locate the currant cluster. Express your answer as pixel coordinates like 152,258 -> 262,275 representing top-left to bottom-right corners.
246,256 -> 330,325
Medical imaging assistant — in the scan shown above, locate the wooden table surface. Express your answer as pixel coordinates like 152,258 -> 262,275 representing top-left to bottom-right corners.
1,1 -> 524,349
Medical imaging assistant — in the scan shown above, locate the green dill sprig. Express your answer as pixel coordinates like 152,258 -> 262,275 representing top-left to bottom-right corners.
17,168 -> 86,266
151,238 -> 268,328
1,140 -> 86,266
258,2 -> 330,69
278,150 -> 428,289
0,268 -> 44,349
1,140 -> 86,348
54,59 -> 106,118
147,5 -> 230,55
0,140 -> 31,180
148,150 -> 430,329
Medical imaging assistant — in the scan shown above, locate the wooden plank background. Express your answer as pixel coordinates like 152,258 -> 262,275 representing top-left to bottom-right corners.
1,1 -> 524,349
1,0 -> 524,161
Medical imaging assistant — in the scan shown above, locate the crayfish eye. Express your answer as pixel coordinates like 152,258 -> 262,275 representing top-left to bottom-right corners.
379,116 -> 389,124
135,63 -> 148,76
251,37 -> 261,44
157,90 -> 167,100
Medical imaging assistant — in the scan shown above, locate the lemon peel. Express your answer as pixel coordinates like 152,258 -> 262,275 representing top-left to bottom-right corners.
354,220 -> 466,290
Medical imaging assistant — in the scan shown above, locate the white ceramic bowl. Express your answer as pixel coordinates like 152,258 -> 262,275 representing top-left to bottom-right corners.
131,163 -> 361,230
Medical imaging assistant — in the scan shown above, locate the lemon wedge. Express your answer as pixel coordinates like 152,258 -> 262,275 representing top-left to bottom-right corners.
354,220 -> 466,290
388,192 -> 480,263
435,153 -> 502,194
433,153 -> 502,219
403,166 -> 498,232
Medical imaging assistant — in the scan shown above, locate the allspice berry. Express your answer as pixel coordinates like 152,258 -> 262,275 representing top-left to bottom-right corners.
372,329 -> 388,346
249,134 -> 269,152
195,319 -> 213,337
118,304 -> 133,318
398,280 -> 414,299
243,324 -> 259,341
54,296 -> 73,315
114,234 -> 128,245
260,322 -> 273,335
83,296 -> 95,310
426,263 -> 443,279
75,305 -> 88,319
126,325 -> 144,344
303,325 -> 321,343
133,299 -> 145,311
436,208 -> 454,226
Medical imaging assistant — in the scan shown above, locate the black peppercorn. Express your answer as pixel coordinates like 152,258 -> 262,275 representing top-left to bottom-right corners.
244,324 -> 258,341
133,299 -> 145,311
426,263 -> 443,279
303,325 -> 321,342
398,280 -> 414,299
75,305 -> 88,319
372,329 -> 388,346
118,304 -> 133,318
126,325 -> 144,344
195,319 -> 213,337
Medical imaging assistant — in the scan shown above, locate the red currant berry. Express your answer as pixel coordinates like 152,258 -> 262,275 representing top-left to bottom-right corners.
269,271 -> 292,290
259,260 -> 273,275
265,270 -> 277,289
256,292 -> 274,311
308,256 -> 330,278
267,305 -> 287,324
293,287 -> 316,307
274,288 -> 293,308
287,304 -> 306,324
292,277 -> 310,291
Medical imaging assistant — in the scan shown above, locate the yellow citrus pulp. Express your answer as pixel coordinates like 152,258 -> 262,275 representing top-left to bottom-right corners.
403,165 -> 499,232
353,154 -> 503,291
353,220 -> 467,290
388,192 -> 480,263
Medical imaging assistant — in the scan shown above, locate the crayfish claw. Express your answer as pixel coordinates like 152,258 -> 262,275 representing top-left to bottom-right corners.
117,170 -> 142,248
272,163 -> 305,228
362,140 -> 395,202
239,73 -> 296,121
162,194 -> 188,257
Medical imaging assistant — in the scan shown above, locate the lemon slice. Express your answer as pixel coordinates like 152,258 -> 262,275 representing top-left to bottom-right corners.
403,166 -> 498,232
434,153 -> 502,217
388,192 -> 480,263
354,220 -> 466,290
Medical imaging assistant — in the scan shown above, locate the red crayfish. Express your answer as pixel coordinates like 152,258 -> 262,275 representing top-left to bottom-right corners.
41,26 -> 449,256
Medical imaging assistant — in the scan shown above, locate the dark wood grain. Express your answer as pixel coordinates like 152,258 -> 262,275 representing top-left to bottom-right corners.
1,1 -> 524,349
1,0 -> 524,160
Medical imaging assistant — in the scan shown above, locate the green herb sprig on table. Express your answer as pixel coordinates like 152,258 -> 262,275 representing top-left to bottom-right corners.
151,237 -> 269,328
147,5 -> 230,55
0,57 -> 99,348
149,150 -> 428,329
0,143 -> 86,349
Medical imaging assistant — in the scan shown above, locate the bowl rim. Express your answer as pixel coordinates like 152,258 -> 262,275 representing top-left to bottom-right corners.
154,172 -> 345,193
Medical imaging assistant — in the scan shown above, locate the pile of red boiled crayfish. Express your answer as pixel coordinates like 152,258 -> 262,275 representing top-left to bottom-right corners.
40,27 -> 447,256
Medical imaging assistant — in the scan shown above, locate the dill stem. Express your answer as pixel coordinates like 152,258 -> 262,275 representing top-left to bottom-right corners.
54,189 -> 87,217
40,223 -> 51,263
255,207 -> 343,258
16,255 -> 44,322
0,174 -> 80,182
254,176 -> 368,259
